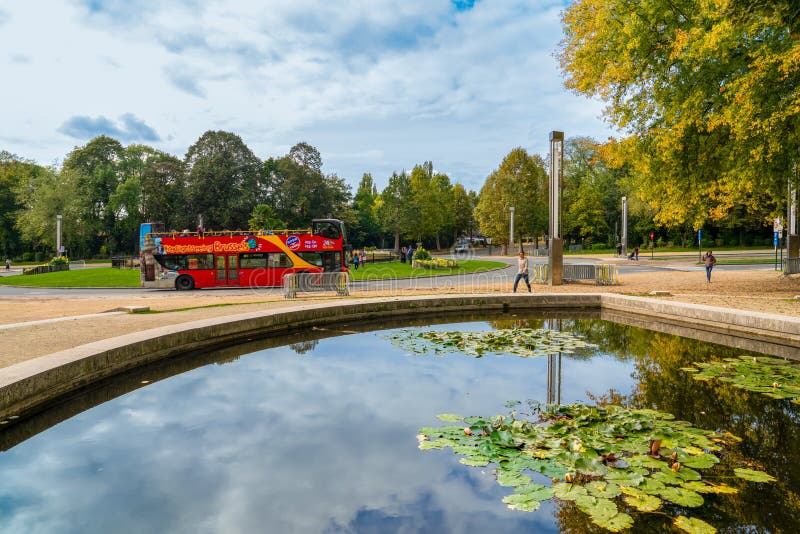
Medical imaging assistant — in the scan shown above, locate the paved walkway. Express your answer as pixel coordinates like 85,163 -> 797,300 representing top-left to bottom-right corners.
0,264 -> 798,369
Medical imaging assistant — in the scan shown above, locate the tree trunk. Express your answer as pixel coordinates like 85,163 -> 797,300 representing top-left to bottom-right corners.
393,230 -> 400,252
501,243 -> 508,255
436,233 -> 441,251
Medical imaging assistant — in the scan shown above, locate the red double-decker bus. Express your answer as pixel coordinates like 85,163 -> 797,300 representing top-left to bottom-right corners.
140,219 -> 348,290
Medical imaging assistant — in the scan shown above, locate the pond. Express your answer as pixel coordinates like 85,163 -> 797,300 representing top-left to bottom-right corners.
0,312 -> 798,533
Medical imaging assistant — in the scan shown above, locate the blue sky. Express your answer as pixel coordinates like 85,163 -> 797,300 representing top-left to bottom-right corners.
0,0 -> 614,191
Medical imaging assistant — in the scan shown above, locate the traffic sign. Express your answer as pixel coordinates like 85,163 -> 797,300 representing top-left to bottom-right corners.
774,232 -> 779,247
697,229 -> 702,241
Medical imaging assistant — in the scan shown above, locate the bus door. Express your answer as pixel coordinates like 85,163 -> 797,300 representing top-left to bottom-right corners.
215,254 -> 239,286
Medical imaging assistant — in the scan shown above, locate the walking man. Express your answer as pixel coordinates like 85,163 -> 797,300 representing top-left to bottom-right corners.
513,251 -> 531,293
703,250 -> 716,284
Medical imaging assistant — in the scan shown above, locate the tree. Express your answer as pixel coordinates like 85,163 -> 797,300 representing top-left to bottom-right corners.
184,130 -> 262,230
350,173 -> 381,246
559,0 -> 800,229
15,167 -> 86,258
248,204 -> 284,230
376,171 -> 414,251
0,151 -> 40,258
474,148 -> 548,254
63,135 -> 126,254
562,138 -> 619,246
451,183 -> 476,244
262,143 -> 353,228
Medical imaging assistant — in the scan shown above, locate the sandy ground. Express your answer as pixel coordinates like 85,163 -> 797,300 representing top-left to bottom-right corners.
0,262 -> 798,368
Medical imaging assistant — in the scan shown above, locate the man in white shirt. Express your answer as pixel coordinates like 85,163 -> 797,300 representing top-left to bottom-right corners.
513,251 -> 531,293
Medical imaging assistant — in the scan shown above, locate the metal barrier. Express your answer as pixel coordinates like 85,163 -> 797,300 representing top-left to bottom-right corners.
283,272 -> 350,299
531,263 -> 619,285
594,264 -> 620,286
531,263 -> 548,283
564,263 -> 595,281
112,256 -> 139,269
785,258 -> 800,275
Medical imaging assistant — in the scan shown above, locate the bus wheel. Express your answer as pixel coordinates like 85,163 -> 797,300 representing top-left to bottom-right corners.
175,275 -> 195,291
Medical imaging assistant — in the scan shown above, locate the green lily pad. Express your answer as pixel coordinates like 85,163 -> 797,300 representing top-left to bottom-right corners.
437,413 -> 463,422
497,471 -> 531,487
733,468 -> 777,483
681,453 -> 719,469
674,515 -> 717,534
386,327 -> 598,359
682,481 -> 738,495
660,486 -> 704,507
552,482 -> 588,501
586,481 -> 621,499
684,355 -> 800,403
624,493 -> 662,512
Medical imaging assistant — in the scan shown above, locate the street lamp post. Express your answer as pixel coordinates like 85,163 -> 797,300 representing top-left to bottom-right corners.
621,197 -> 628,258
56,215 -> 63,258
509,206 -> 515,254
548,131 -> 564,285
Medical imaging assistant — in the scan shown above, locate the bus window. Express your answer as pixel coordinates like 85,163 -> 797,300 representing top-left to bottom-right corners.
312,221 -> 341,240
297,252 -> 323,267
155,254 -> 213,270
240,253 -> 269,269
267,252 -> 293,268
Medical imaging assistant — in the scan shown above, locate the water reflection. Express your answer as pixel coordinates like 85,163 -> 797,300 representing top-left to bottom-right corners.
0,314 -> 796,533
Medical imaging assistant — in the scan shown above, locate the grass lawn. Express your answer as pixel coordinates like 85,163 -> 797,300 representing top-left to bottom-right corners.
0,268 -> 140,287
0,260 -> 507,288
350,259 -> 506,280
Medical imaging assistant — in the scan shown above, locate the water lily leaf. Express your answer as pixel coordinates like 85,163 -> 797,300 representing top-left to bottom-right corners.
674,515 -> 717,534
605,469 -> 644,486
660,486 -> 704,507
733,468 -> 777,483
652,469 -> 684,486
681,454 -> 719,469
497,471 -> 531,487
682,481 -> 738,495
552,482 -> 588,501
580,498 -> 632,533
437,414 -> 463,422
674,466 -> 702,482
502,484 -> 553,511
627,455 -> 667,469
586,481 -> 621,499
419,440 -> 445,450
638,478 -> 666,495
624,493 -> 662,512
460,456 -> 490,466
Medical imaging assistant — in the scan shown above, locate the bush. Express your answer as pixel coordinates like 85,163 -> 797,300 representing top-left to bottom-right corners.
49,256 -> 69,266
21,252 -> 34,262
413,247 -> 431,261
590,243 -> 606,251
34,252 -> 45,262
412,258 -> 458,270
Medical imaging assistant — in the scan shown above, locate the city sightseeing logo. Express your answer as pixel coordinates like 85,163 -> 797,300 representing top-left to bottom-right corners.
246,237 -> 258,250
286,235 -> 301,251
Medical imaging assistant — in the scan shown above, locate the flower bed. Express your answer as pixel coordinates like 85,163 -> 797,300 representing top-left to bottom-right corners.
412,258 -> 459,269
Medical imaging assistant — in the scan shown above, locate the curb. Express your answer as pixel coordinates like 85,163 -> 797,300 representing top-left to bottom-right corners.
0,294 -> 798,425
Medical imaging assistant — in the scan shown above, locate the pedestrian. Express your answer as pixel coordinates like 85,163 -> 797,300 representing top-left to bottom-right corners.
513,251 -> 531,293
400,246 -> 407,264
634,246 -> 639,261
406,245 -> 414,263
4,258 -> 9,270
616,243 -> 622,257
353,250 -> 360,270
703,250 -> 716,284
360,250 -> 366,267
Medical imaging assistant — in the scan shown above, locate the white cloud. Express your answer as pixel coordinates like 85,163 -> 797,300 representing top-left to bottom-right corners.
0,0 -> 614,190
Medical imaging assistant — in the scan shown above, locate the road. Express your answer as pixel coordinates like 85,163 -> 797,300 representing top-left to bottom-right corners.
0,253 -> 780,297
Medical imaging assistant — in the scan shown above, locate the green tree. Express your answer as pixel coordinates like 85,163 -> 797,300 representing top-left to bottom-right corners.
248,204 -> 284,230
262,143 -> 353,229
62,135 -> 126,255
474,148 -> 548,254
451,183 -> 476,244
184,130 -> 262,230
0,151 -> 41,258
376,171 -> 414,251
15,167 -> 86,258
350,173 -> 381,246
559,0 -> 800,229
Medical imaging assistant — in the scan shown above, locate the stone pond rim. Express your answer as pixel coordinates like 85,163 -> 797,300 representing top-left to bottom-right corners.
0,293 -> 798,424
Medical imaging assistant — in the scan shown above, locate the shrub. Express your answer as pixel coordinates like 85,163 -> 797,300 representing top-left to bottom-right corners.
49,256 -> 69,266
413,247 -> 431,261
590,243 -> 606,251
21,252 -> 33,262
